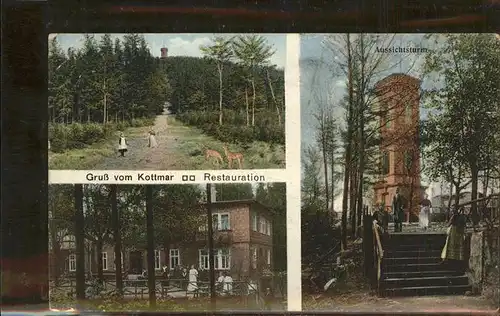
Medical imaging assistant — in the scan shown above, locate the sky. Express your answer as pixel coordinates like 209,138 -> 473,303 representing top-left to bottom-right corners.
299,34 -> 448,209
50,33 -> 286,69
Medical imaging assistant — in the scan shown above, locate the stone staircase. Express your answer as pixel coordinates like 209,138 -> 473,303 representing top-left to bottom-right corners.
380,232 -> 471,296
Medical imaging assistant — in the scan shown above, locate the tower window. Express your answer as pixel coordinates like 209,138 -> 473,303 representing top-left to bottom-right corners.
405,104 -> 412,121
382,151 -> 390,175
404,151 -> 413,172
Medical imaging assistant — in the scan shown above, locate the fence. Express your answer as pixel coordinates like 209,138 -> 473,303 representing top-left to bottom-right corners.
51,278 -> 265,301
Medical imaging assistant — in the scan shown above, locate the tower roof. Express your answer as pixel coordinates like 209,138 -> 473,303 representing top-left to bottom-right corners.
374,73 -> 421,91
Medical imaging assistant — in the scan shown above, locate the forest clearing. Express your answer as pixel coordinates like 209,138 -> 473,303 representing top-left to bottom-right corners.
48,34 -> 285,170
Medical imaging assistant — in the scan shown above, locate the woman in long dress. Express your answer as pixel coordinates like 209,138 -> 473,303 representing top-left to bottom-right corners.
148,128 -> 158,148
441,208 -> 467,269
118,132 -> 128,157
419,194 -> 432,230
187,265 -> 198,293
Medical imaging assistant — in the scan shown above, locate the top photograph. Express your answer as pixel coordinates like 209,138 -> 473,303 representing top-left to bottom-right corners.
48,33 -> 286,170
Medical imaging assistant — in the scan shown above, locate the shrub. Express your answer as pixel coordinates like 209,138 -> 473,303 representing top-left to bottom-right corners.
49,118 -> 153,152
176,110 -> 284,145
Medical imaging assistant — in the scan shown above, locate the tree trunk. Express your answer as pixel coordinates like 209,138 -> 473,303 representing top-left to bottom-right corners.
350,166 -> 358,237
470,163 -> 479,220
329,150 -> 336,212
74,184 -> 86,300
218,64 -> 223,126
245,87 -> 250,126
266,69 -> 281,127
145,186 -> 156,307
103,79 -> 107,125
111,185 -> 123,295
355,34 -> 366,238
454,183 -> 462,207
96,239 -> 104,283
341,33 -> 354,250
251,76 -> 256,127
321,116 -> 330,211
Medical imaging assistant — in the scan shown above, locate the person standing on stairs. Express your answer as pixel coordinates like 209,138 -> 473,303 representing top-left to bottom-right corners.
419,193 -> 432,230
392,187 -> 405,232
441,207 -> 467,271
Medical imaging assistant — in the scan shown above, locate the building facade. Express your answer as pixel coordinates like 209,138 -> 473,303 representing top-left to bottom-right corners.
50,199 -> 274,280
372,73 -> 426,220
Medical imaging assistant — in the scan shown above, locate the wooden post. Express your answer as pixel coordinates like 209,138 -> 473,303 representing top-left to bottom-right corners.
111,185 -> 123,295
206,183 -> 216,310
74,184 -> 86,300
145,186 -> 156,307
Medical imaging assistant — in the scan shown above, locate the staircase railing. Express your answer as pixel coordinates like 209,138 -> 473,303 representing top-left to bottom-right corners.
372,220 -> 384,294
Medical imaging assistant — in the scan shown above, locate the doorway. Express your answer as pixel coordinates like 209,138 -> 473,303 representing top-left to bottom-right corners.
129,251 -> 143,274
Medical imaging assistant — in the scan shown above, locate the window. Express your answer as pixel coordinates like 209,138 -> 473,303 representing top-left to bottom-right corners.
258,217 -> 271,235
266,249 -> 271,265
68,254 -> 76,272
251,213 -> 258,231
383,104 -> 391,128
382,152 -> 390,175
404,151 -> 413,172
154,250 -> 161,270
219,214 -> 230,230
199,249 -> 210,270
213,213 -> 230,231
405,104 -> 412,120
259,217 -> 266,234
251,248 -> 257,269
169,249 -> 180,269
220,249 -> 230,270
199,248 -> 231,270
102,252 -> 108,271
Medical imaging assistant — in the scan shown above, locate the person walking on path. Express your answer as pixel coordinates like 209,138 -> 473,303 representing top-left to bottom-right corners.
419,194 -> 432,230
441,207 -> 467,270
392,187 -> 405,232
118,132 -> 128,157
147,128 -> 158,148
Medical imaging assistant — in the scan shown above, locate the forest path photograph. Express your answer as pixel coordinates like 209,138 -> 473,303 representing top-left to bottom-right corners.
48,33 -> 286,170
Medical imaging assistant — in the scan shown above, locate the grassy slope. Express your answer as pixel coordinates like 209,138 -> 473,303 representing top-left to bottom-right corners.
49,117 -> 286,170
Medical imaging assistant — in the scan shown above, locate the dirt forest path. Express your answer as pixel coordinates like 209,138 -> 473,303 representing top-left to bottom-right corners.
94,109 -> 187,170
303,294 -> 498,314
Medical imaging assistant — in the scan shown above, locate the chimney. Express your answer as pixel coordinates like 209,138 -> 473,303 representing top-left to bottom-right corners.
160,47 -> 168,58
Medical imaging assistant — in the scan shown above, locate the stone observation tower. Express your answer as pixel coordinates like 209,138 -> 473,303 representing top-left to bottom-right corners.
160,47 -> 168,59
372,73 -> 426,221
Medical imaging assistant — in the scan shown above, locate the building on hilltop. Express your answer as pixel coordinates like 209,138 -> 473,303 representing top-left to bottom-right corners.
50,199 -> 275,281
372,73 -> 427,222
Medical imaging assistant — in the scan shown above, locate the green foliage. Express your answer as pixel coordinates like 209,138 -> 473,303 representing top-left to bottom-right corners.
215,183 -> 254,201
255,183 -> 287,271
177,110 -> 284,144
49,34 -> 170,125
49,118 -> 154,152
421,34 -> 500,185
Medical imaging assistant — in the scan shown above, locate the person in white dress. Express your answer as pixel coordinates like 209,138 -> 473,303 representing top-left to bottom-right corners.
148,128 -> 158,148
216,271 -> 225,294
118,132 -> 128,157
222,271 -> 233,295
419,194 -> 432,230
187,265 -> 198,293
